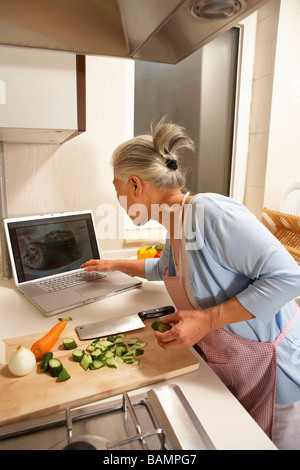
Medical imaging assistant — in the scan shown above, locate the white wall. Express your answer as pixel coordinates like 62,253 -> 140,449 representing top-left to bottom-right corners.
264,0 -> 300,211
243,0 -> 300,219
243,0 -> 280,218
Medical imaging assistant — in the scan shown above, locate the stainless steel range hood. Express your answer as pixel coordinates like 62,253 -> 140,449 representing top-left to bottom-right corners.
0,0 -> 269,64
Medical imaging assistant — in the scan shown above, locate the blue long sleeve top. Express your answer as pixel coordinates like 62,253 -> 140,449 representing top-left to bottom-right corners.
145,193 -> 300,404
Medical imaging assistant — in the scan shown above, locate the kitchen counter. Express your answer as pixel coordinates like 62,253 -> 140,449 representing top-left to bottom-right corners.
0,273 -> 277,450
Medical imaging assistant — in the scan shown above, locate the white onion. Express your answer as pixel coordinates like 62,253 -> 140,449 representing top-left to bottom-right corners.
8,345 -> 36,376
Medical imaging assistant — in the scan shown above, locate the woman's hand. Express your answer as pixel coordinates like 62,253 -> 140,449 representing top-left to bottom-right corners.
154,309 -> 212,350
81,258 -> 147,278
81,259 -> 115,272
154,298 -> 254,350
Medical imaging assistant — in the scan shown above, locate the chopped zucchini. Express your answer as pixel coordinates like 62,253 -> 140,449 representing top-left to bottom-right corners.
90,359 -> 105,370
104,350 -> 114,359
114,334 -> 125,343
130,341 -> 147,349
123,349 -> 136,358
99,345 -> 109,352
97,340 -> 114,349
124,358 -> 140,365
49,358 -> 63,377
123,356 -> 134,364
91,348 -> 102,359
151,320 -> 172,332
62,338 -> 78,350
58,316 -> 72,322
106,335 -> 116,343
135,348 -> 144,356
72,349 -> 84,362
74,332 -> 148,372
115,344 -> 127,357
106,356 -> 123,368
57,368 -> 71,382
40,352 -> 53,372
80,354 -> 93,370
128,338 -> 139,345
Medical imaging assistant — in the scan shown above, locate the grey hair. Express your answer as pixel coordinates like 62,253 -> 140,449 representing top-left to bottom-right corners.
111,117 -> 195,190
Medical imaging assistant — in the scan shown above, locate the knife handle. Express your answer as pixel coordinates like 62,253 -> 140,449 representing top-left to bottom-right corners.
138,305 -> 175,321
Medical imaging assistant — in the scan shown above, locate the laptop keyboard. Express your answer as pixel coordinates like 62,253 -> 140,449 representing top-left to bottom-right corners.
36,271 -> 109,293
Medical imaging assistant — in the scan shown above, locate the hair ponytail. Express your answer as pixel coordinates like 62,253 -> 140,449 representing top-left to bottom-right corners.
112,116 -> 195,190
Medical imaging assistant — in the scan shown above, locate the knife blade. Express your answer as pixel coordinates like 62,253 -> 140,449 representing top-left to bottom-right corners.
75,305 -> 175,340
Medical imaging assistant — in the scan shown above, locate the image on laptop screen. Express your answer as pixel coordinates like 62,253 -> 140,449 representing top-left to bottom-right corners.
6,213 -> 100,283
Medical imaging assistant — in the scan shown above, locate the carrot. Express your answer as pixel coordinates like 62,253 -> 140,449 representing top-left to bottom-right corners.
31,320 -> 68,360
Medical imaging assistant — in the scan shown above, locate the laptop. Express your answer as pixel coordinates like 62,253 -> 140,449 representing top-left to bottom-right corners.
4,210 -> 142,316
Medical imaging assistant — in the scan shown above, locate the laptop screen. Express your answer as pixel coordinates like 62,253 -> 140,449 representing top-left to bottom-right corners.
5,212 -> 100,283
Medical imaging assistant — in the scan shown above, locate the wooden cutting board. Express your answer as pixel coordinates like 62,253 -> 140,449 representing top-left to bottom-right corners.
0,320 -> 199,426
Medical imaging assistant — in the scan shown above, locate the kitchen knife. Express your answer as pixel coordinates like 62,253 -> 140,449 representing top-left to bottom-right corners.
75,305 -> 175,340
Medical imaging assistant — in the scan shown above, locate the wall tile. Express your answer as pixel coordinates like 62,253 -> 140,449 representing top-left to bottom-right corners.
246,133 -> 268,187
249,75 -> 273,134
6,191 -> 56,217
257,0 -> 280,20
253,10 -> 279,80
263,0 -> 300,213
244,185 -> 265,219
4,143 -> 56,194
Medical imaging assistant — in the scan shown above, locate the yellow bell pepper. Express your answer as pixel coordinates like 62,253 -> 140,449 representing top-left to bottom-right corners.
137,245 -> 157,259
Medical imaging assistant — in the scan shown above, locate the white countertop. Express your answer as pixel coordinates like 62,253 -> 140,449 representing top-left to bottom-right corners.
0,273 -> 277,450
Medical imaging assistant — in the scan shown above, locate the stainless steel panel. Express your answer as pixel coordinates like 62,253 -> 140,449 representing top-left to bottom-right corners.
0,0 -> 129,57
148,385 -> 215,450
0,0 -> 269,64
132,0 -> 267,63
118,0 -> 184,55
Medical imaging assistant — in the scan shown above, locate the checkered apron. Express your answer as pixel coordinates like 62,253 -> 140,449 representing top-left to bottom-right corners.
163,193 -> 299,439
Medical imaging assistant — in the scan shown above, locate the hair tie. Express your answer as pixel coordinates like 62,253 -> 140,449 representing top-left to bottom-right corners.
160,150 -> 178,170
165,158 -> 178,170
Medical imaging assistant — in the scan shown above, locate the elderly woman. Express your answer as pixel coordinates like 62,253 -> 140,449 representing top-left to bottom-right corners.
82,118 -> 300,449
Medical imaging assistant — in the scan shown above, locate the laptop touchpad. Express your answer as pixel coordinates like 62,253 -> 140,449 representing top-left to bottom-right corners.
75,284 -> 108,298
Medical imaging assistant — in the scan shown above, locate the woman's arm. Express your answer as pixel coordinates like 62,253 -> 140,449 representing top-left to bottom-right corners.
81,242 -> 169,281
154,297 -> 254,350
81,258 -> 146,278
189,195 -> 300,323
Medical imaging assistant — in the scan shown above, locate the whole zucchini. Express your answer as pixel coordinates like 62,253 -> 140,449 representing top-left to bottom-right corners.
151,320 -> 172,332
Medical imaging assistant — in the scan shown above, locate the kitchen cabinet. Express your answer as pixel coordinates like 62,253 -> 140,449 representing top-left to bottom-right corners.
0,46 -> 85,144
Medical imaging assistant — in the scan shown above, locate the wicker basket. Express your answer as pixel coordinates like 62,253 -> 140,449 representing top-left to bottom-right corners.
263,208 -> 300,263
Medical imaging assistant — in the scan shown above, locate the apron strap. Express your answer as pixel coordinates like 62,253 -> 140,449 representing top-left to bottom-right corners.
176,192 -> 190,238
273,304 -> 299,348
173,192 -> 190,275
